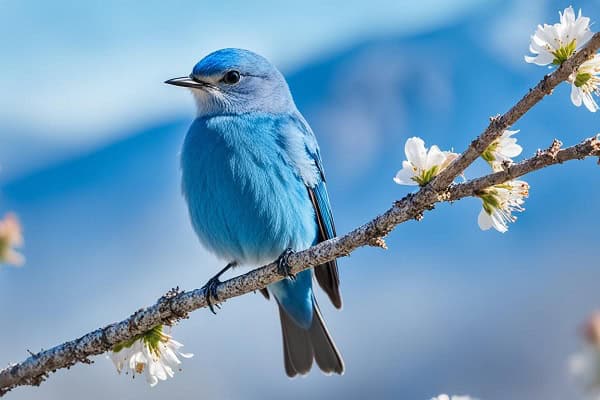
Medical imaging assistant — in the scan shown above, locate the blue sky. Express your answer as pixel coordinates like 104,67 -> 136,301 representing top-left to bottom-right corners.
1,0 -> 492,143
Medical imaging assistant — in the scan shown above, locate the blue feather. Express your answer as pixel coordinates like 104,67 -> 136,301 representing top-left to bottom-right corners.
181,113 -> 319,327
181,114 -> 318,266
291,114 -> 337,240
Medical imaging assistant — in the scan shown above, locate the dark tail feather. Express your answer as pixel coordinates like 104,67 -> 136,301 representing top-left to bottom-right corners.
310,301 -> 344,375
277,301 -> 344,377
277,303 -> 314,376
315,261 -> 342,309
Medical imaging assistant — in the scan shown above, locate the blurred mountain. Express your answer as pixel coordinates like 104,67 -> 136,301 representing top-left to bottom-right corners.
2,11 -> 599,400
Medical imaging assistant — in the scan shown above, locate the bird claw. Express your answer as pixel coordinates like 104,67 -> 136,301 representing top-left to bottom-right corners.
201,261 -> 236,315
277,248 -> 296,281
202,276 -> 222,314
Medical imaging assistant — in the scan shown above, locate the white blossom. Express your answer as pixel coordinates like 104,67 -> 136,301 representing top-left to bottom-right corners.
109,326 -> 193,387
431,395 -> 477,400
525,6 -> 594,66
477,180 -> 529,233
569,312 -> 600,399
0,213 -> 24,267
393,137 -> 458,186
569,347 -> 600,398
481,130 -> 523,171
570,54 -> 600,112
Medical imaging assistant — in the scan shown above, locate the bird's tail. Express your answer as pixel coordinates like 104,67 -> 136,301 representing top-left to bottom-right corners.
277,299 -> 344,377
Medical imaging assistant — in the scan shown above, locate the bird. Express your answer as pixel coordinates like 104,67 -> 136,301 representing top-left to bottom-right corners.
165,48 -> 344,377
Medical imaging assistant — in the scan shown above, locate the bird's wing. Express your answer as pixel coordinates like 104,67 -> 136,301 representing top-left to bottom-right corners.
289,114 -> 342,309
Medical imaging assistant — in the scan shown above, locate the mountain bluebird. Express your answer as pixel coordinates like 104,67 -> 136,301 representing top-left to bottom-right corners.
166,48 -> 344,376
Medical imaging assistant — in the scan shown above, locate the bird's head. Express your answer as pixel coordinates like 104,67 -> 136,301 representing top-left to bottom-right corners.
166,48 -> 295,117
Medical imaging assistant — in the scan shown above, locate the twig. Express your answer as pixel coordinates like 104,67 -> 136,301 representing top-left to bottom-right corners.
448,135 -> 600,201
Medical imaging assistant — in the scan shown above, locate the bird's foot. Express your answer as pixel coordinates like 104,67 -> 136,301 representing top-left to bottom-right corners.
201,262 -> 236,314
277,248 -> 296,281
201,276 -> 222,314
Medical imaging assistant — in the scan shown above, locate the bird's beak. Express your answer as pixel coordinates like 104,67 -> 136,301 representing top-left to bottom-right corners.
164,76 -> 208,89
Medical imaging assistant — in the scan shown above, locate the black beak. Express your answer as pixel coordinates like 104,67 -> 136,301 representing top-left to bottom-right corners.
164,76 -> 208,89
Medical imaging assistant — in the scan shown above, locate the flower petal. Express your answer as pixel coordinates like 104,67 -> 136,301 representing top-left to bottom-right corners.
571,84 -> 583,106
393,163 -> 418,186
404,137 -> 427,170
425,145 -> 447,170
477,208 -> 493,231
500,143 -> 523,158
490,211 -> 508,233
582,91 -> 599,112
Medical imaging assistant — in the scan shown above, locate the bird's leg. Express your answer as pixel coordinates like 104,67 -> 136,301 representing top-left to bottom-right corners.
202,262 -> 236,314
277,248 -> 296,281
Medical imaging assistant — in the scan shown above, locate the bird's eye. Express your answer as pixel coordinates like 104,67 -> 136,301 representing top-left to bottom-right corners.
222,70 -> 241,85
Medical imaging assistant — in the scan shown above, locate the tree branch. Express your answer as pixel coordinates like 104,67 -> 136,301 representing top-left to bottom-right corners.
1,33 -> 599,398
448,136 -> 600,201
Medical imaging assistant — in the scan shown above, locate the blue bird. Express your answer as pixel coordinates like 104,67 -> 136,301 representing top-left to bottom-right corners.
165,48 -> 344,376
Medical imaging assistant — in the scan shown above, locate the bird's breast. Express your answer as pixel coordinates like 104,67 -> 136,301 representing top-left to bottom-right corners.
181,116 -> 317,265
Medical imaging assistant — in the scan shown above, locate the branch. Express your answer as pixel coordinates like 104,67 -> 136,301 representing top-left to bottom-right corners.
448,135 -> 600,201
2,33 -> 600,397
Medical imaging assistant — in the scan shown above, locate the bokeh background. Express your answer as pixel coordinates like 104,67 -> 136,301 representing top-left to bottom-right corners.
1,0 -> 599,399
